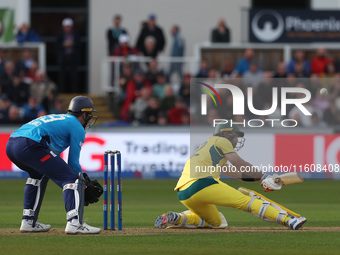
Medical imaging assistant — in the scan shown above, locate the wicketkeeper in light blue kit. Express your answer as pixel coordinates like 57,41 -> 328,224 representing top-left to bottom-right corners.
6,96 -> 103,234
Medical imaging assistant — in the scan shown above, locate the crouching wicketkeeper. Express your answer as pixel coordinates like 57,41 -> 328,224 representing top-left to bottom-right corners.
6,96 -> 103,234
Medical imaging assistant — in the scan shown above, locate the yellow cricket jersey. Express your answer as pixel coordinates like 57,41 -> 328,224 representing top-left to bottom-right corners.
175,136 -> 235,191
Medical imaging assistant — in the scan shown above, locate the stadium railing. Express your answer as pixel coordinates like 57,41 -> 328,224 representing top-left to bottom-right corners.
0,42 -> 46,71
100,56 -> 199,96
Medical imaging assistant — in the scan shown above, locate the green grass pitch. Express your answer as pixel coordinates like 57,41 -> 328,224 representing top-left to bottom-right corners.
0,179 -> 339,255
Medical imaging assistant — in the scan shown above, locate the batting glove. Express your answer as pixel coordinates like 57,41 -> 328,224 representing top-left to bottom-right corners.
260,174 -> 282,192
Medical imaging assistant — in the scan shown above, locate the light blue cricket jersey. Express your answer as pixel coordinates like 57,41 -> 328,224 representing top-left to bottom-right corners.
10,114 -> 85,174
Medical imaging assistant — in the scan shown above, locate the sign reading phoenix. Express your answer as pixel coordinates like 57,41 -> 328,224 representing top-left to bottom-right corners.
249,9 -> 340,43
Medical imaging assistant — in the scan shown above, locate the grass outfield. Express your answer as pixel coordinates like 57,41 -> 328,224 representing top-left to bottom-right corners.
0,179 -> 339,255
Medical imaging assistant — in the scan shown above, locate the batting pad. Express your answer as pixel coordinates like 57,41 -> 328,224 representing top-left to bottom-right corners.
166,210 -> 228,229
238,187 -> 301,218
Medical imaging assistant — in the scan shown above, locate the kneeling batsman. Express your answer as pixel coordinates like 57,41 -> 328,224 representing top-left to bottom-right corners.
154,122 -> 307,230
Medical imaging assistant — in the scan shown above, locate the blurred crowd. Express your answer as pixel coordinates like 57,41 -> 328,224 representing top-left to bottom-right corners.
0,48 -> 65,124
192,48 -> 340,128
1,13 -> 340,128
0,17 -> 83,124
104,13 -> 340,127
107,12 -> 340,127
107,14 -> 230,126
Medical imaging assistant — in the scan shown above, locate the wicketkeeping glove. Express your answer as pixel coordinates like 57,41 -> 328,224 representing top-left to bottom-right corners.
83,173 -> 104,206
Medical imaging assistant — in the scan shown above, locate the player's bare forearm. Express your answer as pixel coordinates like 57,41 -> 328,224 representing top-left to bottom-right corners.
223,153 -> 263,181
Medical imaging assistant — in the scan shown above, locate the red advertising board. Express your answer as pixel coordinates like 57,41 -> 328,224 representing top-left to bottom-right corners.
275,134 -> 340,176
0,133 -> 12,171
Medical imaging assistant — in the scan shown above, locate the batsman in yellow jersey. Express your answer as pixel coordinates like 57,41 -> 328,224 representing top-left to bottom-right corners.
154,122 -> 307,230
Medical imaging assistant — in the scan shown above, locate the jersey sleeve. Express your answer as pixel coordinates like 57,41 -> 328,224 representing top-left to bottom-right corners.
67,127 -> 85,175
214,137 -> 235,155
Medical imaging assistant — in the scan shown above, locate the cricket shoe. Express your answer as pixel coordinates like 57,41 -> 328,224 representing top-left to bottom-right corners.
154,214 -> 167,228
286,216 -> 307,230
20,219 -> 51,232
166,212 -> 181,225
65,221 -> 101,234
154,212 -> 182,229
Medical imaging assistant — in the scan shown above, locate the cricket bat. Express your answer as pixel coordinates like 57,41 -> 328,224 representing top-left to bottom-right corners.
274,172 -> 304,186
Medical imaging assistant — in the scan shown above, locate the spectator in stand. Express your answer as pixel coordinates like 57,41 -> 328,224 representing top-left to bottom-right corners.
161,85 -> 176,112
319,62 -> 337,91
311,112 -> 327,127
142,96 -> 161,124
15,49 -> 35,77
311,48 -> 332,76
141,36 -> 158,58
129,87 -> 152,124
333,57 -> 340,73
329,74 -> 340,99
0,94 -> 12,123
321,62 -> 337,79
56,18 -> 80,93
236,49 -> 256,76
0,49 -> 8,78
136,14 -> 166,55
180,111 -> 190,125
0,60 -> 16,94
179,73 -> 191,107
206,108 -> 222,126
22,61 -> 39,84
219,90 -> 233,119
120,69 -> 152,121
118,63 -> 134,104
30,70 -> 57,112
293,62 -> 310,78
23,96 -> 47,122
221,59 -> 237,79
195,59 -> 210,78
168,97 -> 189,125
242,61 -> 263,89
106,14 -> 128,55
256,72 -> 274,109
145,59 -> 162,85
288,82 -> 316,127
16,23 -> 41,43
6,73 -> 30,107
286,50 -> 311,76
308,73 -> 322,98
153,71 -> 168,99
207,69 -> 220,80
8,105 -> 23,124
112,34 -> 138,88
113,34 -> 139,57
168,25 -> 185,79
323,99 -> 340,125
211,18 -> 230,43
273,61 -> 287,78
157,112 -> 168,126
50,98 -> 66,114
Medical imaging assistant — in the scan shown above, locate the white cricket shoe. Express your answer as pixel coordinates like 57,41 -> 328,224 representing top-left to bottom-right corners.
65,221 -> 101,234
286,216 -> 307,230
20,219 -> 51,232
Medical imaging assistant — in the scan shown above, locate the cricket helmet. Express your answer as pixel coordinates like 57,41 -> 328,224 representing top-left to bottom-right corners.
68,96 -> 97,113
68,96 -> 98,128
213,121 -> 245,151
